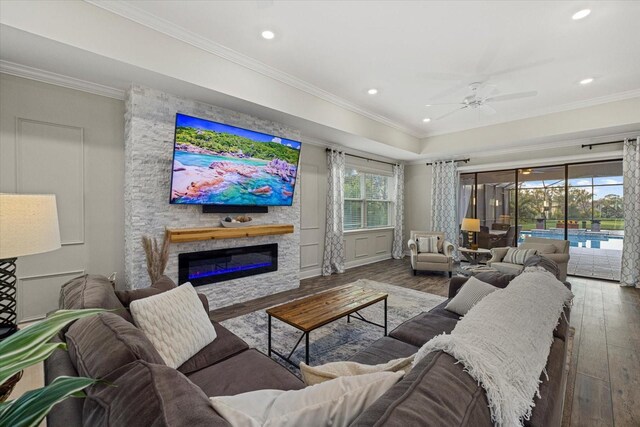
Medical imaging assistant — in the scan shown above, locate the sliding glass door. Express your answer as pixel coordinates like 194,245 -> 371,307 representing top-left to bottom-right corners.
459,159 -> 624,281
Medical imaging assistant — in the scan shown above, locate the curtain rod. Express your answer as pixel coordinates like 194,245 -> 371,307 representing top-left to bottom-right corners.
425,158 -> 470,166
581,138 -> 637,150
325,148 -> 398,166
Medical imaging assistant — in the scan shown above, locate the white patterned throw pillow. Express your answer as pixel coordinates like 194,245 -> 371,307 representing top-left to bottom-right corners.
417,236 -> 439,253
130,283 -> 217,369
503,248 -> 538,265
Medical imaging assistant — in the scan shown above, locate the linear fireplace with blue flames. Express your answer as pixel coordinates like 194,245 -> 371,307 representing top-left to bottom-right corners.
178,243 -> 278,286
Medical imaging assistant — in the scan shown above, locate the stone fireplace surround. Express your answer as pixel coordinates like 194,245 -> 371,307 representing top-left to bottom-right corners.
124,86 -> 301,310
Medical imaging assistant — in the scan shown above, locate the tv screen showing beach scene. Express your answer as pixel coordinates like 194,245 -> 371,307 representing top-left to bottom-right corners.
170,113 -> 301,206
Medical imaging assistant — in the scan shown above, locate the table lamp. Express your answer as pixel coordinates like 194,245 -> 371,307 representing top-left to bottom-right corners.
461,218 -> 480,250
0,194 -> 61,339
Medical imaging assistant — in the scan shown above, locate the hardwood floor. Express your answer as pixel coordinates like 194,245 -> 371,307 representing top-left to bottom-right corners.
211,258 -> 640,427
11,258 -> 638,427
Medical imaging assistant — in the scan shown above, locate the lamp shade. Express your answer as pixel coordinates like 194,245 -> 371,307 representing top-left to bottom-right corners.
461,218 -> 480,232
0,194 -> 61,259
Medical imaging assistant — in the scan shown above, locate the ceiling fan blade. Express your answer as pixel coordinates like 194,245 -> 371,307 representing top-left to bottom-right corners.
479,104 -> 497,116
426,103 -> 466,106
429,81 -> 469,101
475,84 -> 498,99
486,91 -> 538,102
435,106 -> 468,120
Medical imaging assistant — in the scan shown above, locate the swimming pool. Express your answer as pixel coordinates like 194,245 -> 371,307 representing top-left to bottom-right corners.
519,229 -> 624,250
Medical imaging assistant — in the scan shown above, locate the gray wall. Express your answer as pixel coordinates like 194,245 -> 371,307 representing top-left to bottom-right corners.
299,145 -> 395,278
124,86 -> 301,310
404,163 -> 433,239
0,74 -> 125,321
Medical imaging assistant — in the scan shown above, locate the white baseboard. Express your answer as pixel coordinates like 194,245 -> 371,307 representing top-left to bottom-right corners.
299,253 -> 393,280
345,253 -> 392,270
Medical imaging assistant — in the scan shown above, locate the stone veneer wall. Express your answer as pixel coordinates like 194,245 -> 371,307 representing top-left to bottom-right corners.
124,86 -> 300,310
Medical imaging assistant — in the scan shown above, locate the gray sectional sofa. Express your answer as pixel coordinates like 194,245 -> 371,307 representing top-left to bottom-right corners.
45,272 -> 570,426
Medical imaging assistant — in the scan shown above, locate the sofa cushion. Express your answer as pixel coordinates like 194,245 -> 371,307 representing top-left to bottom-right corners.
520,242 -> 557,254
503,248 -> 538,265
416,253 -> 448,263
178,322 -> 249,374
349,336 -> 419,366
210,371 -> 404,427
83,360 -> 230,427
115,287 -> 163,306
131,283 -> 217,369
59,274 -> 132,323
350,350 -> 492,427
491,262 -> 525,276
152,275 -> 178,291
66,312 -> 165,379
445,276 -> 499,316
428,300 -> 463,320
187,349 -> 304,396
389,312 -> 457,347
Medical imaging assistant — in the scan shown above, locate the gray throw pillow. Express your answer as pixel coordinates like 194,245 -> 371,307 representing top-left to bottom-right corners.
446,276 -> 499,316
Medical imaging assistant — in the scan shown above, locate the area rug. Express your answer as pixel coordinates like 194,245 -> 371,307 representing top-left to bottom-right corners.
220,279 -> 446,374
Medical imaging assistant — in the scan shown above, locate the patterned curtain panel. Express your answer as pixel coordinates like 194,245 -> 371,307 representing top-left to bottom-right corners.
322,150 -> 346,276
621,137 -> 640,288
431,161 -> 459,258
392,164 -> 405,259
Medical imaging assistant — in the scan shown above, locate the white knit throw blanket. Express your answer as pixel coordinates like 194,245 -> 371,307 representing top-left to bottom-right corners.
414,268 -> 573,427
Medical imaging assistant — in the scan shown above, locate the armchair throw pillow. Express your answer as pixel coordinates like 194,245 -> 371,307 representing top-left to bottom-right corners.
417,236 -> 439,254
503,248 -> 538,265
130,283 -> 217,369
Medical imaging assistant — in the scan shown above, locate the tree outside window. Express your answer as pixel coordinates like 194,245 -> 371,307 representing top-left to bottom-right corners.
344,169 -> 394,230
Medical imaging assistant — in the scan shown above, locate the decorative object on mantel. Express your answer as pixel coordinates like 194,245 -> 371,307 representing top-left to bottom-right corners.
167,224 -> 294,243
0,194 -> 61,340
220,215 -> 253,228
141,231 -> 170,284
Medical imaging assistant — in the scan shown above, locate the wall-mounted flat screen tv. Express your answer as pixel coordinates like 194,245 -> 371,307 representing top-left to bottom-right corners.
170,113 -> 301,206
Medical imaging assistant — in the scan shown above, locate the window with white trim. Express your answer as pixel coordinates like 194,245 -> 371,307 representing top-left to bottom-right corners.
344,168 -> 394,230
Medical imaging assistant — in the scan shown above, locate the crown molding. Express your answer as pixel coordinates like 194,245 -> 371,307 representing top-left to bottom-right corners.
0,60 -> 125,100
419,89 -> 640,139
85,0 -> 421,138
407,130 -> 637,166
457,150 -> 623,173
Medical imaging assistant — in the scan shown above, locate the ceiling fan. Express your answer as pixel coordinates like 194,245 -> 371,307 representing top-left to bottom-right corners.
428,82 -> 538,120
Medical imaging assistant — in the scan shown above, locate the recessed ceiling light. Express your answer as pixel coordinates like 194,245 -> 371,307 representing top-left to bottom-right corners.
367,88 -> 378,95
261,30 -> 275,40
425,104 -> 432,107
572,9 -> 591,20
580,77 -> 594,85
422,118 -> 431,123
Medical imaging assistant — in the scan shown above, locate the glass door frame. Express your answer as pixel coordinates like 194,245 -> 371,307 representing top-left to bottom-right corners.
463,158 -> 623,282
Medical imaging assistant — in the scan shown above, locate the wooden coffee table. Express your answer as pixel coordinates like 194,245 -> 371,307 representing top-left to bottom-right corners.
266,284 -> 388,367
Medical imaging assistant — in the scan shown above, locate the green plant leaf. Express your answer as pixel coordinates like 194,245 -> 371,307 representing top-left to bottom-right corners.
0,376 -> 96,427
0,309 -> 105,385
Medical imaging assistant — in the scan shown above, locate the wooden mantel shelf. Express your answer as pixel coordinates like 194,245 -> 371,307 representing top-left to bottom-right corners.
166,224 -> 294,243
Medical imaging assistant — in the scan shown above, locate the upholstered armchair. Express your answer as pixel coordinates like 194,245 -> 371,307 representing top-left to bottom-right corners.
487,237 -> 570,280
407,230 -> 455,277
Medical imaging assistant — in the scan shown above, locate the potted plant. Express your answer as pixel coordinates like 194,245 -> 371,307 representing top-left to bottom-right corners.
0,309 -> 104,427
